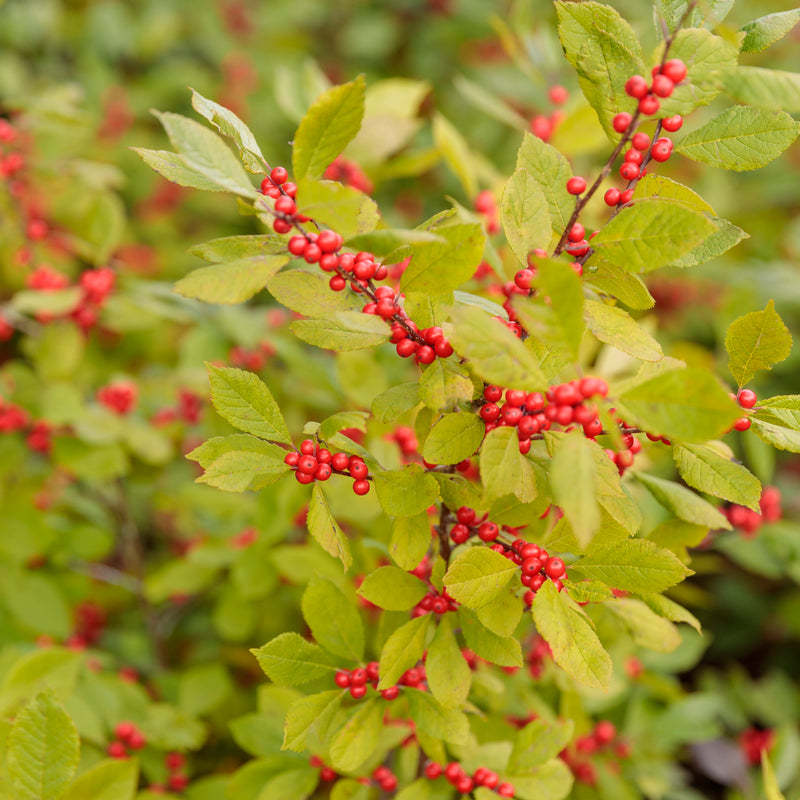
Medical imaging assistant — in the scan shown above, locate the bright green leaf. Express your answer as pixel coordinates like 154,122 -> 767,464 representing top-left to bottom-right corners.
740,9 -> 800,53
584,301 -> 662,361
443,547 -> 518,610
501,168 -> 552,264
389,513 -> 432,572
726,301 -> 792,387
426,616 -> 471,709
307,484 -> 353,571
61,759 -> 138,800
433,112 -> 477,198
302,576 -> 364,661
422,413 -> 484,466
356,566 -> 428,611
291,312 -> 389,352
329,697 -> 383,772
373,465 -> 441,517
251,632 -> 336,686
377,615 -> 432,690
635,472 -> 731,529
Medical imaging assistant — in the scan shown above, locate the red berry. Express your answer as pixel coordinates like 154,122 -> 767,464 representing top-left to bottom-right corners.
604,187 -> 621,206
425,763 -> 442,779
594,719 -> 617,745
625,75 -> 648,99
295,471 -> 314,485
300,439 -> 316,455
335,671 -> 351,687
317,230 -> 341,253
303,243 -> 322,264
434,338 -> 454,358
502,406 -> 523,425
416,345 -> 436,365
620,162 -> 640,181
456,776 -> 474,793
484,385 -> 503,402
651,140 -> 673,162
270,166 -> 288,184
314,464 -> 332,481
297,456 -> 317,474
381,686 -> 399,700
566,176 -> 586,195
661,59 -> 687,84
620,188 -> 634,204
127,730 -> 146,750
514,268 -> 534,290
166,752 -> 185,771
632,132 -> 651,151
353,479 -> 370,495
545,557 -> 566,579
456,506 -> 476,524
114,721 -> 136,741
320,767 -> 337,781
638,95 -> 660,115
662,114 -> 683,132
624,149 -> 644,165
167,774 -> 189,792
651,74 -> 674,97
477,521 -> 499,542
612,112 -> 633,133
349,684 -> 367,699
480,403 -> 500,422
432,597 -> 449,614
738,389 -> 757,408
396,338 -> 419,358
497,783 -> 515,797
329,274 -> 347,291
287,235 -> 307,256
548,85 -> 569,105
275,196 -> 296,215
349,459 -> 368,479
733,417 -> 751,432
107,741 -> 128,759
521,557 -> 542,575
331,452 -> 349,471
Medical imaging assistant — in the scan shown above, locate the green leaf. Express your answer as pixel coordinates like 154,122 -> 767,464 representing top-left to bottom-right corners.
377,615 -> 433,690
421,413 -> 484,466
405,690 -> 469,745
197,449 -> 291,492
751,396 -> 800,452
178,663 -> 232,716
267,269 -> 360,318
585,263 -> 655,310
258,767 -> 318,800
290,312 -> 389,352
480,426 -> 537,504
0,649 -> 81,717
443,547 -> 518,610
555,1 -> 644,138
251,632 -> 336,686
740,9 -> 800,53
675,106 -> 800,172
151,110 -> 257,197
132,147 -> 252,196
571,539 -> 692,594
584,301 -> 662,361
762,753 -> 787,800
189,234 -> 288,261
11,288 -> 82,317
329,697 -> 383,772
459,609 -> 523,667
673,443 -> 762,510
425,616 -> 472,709
617,368 -> 740,441
296,180 -> 379,240
433,112 -> 477,198
357,566 -> 428,611
508,718 -> 574,773
531,581 -> 612,690
61,759 -> 138,800
635,472 -> 731,529
638,592 -> 702,634
191,89 -> 265,173
751,417 -> 800,453
302,577 -> 364,661
672,217 -> 749,269
504,761 -> 574,800
633,174 -> 715,214
372,383 -> 420,424
501,168 -> 552,264
417,360 -> 475,412
724,67 -> 800,114
589,199 -> 716,273
449,306 -> 547,392
7,692 -> 80,800
515,132 -> 574,233
604,597 -> 681,652
293,76 -> 366,181
725,301 -> 792,387
307,484 -> 353,571
207,364 -> 292,444
547,432 -> 601,549
187,434 -> 287,468
373,465 -> 441,517
389,513 -> 432,571
400,224 -> 485,296
282,690 -> 343,752
654,28 -> 738,118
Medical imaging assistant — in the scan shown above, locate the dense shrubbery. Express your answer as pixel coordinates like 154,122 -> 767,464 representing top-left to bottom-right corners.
1,2 -> 800,799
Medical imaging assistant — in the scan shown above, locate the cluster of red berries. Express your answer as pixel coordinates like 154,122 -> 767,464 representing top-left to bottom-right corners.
738,726 -> 775,766
70,601 -> 106,648
97,381 -> 137,415
529,84 -> 569,142
151,388 -> 204,426
0,118 -> 24,179
230,526 -> 258,549
725,485 -> 781,538
448,505 -> 504,545
369,765 -> 399,793
228,341 -> 274,372
386,425 -> 418,458
560,720 -> 630,786
424,761 -> 515,797
0,398 -> 54,454
603,423 -> 643,475
411,588 -> 458,617
107,721 -> 147,758
512,248 -> 583,295
323,155 -> 374,194
729,388 -> 758,432
149,752 -> 189,794
474,189 -> 500,235
334,661 -> 415,701
390,321 -> 455,363
624,59 -> 687,117
310,756 -> 339,784
494,537 -> 567,605
526,634 -> 553,679
478,378 -> 610,454
284,439 -> 371,494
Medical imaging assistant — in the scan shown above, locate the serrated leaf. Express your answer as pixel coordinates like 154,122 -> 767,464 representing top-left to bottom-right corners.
377,615 -> 433,690
421,413 -> 484,466
189,234 -> 287,262
151,110 -> 257,197
132,147 -> 252,196
531,581 -> 612,690
672,217 -> 749,269
590,199 -> 716,273
443,547 -> 518,609
572,538 -> 691,593
418,359 -> 475,412
373,465 -> 441,517
291,312 -> 389,352
197,449 -> 291,492
307,484 -> 352,571
357,566 -> 429,611
252,632 -> 336,686
329,697 -> 383,772
584,301 -> 662,361
556,1 -> 644,138
389,513 -> 432,571
267,269 -> 360,317
508,718 -> 575,773
515,132 -> 574,233
725,301 -> 792,387
400,224 -> 485,296
191,89 -> 266,173
740,9 -> 800,53
501,168 -> 552,264
459,609 -> 523,667
617,368 -> 740,442
282,690 -> 343,752
293,77 -> 366,181
673,443 -> 761,510
187,434 -> 286,468
405,689 -> 469,745
449,305 -> 547,392
7,692 -> 80,800
586,263 -> 655,310
296,180 -> 379,240
480,426 -> 536,504
751,417 -> 800,453
61,759 -> 138,800
604,597 -> 681,652
638,592 -> 702,634
633,174 -> 715,214
207,364 -> 292,444
426,617 -> 471,709
724,67 -> 800,114
302,577 -> 364,661
371,383 -> 420,424
676,106 -> 800,172
505,760 -> 574,800
433,112 -> 477,198
635,472 -> 731,529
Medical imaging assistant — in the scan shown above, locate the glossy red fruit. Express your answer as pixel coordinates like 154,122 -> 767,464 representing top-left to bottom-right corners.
632,132 -> 651,151
662,114 -> 683,132
335,671 -> 351,687
638,94 -> 660,115
662,58 -> 687,84
484,385 -> 503,402
604,187 -> 621,206
612,112 -> 633,133
733,417 -> 752,432
620,162 -> 640,181
331,452 -> 349,471
738,389 -> 757,408
353,479 -> 370,495
651,74 -> 674,97
270,166 -> 288,184
624,75 -> 648,99
566,176 -> 587,195
545,557 -> 566,579
478,522 -> 499,542
457,506 -> 476,524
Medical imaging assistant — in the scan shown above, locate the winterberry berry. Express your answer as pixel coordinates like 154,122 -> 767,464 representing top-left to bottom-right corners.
612,112 -> 633,133
514,269 -> 534,290
396,338 -> 419,358
662,114 -> 683,132
549,85 -> 569,105
624,149 -> 644,165
353,479 -> 370,495
632,132 -> 651,150
425,763 -> 442,779
738,389 -> 757,408
329,275 -> 347,291
478,521 -> 499,542
624,75 -> 648,99
456,506 -> 476,524
604,187 -> 621,206
638,94 -> 660,115
566,176 -> 587,195
661,58 -> 687,84
651,140 -> 673,162
620,162 -> 640,181
545,557 -> 566,579
651,74 -> 674,97
733,417 -> 751,432
416,345 -> 436,365
484,385 -> 503,402
567,223 -> 586,242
